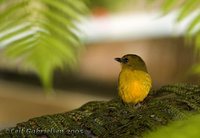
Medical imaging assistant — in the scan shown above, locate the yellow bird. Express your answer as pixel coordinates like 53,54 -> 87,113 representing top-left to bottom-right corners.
115,54 -> 152,104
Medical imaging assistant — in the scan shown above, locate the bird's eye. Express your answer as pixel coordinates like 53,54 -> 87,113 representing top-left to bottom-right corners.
123,58 -> 128,63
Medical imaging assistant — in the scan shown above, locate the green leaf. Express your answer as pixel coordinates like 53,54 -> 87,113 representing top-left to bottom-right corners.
160,0 -> 200,55
0,0 -> 88,91
66,0 -> 89,14
186,14 -> 200,35
177,0 -> 199,22
161,0 -> 178,14
145,114 -> 200,138
195,34 -> 200,49
5,35 -> 36,58
0,23 -> 31,42
42,0 -> 82,20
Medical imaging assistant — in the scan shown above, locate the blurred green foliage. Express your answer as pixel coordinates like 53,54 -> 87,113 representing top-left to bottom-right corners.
84,0 -> 125,12
162,0 -> 200,76
145,114 -> 200,138
1,0 -> 200,92
146,1 -> 200,137
0,0 -> 88,91
160,0 -> 200,48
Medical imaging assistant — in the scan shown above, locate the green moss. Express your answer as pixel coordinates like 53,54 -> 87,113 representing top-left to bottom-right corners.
1,84 -> 200,138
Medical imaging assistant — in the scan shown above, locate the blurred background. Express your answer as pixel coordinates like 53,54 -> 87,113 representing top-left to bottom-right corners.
0,0 -> 200,129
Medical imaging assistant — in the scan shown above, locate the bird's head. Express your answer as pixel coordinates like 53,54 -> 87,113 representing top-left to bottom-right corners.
115,54 -> 147,72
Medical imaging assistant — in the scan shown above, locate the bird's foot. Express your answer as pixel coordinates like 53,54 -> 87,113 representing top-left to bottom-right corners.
120,98 -> 143,109
134,103 -> 142,109
125,102 -> 143,110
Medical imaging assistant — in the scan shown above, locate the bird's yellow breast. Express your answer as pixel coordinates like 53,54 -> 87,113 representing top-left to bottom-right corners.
118,69 -> 152,104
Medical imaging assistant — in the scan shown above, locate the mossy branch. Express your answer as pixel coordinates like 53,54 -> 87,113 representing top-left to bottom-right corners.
1,84 -> 200,138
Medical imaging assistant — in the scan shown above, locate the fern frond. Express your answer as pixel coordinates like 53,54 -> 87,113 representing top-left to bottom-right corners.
0,0 -> 88,90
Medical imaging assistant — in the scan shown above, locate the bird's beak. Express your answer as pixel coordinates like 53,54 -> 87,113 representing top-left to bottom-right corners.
115,57 -> 122,63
